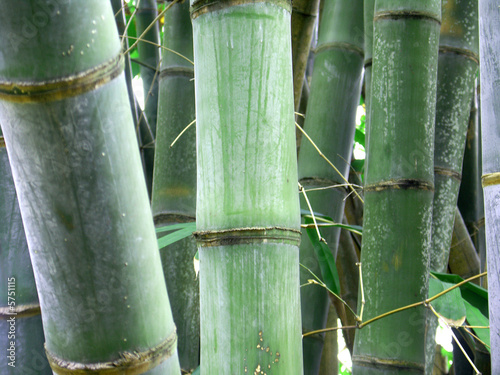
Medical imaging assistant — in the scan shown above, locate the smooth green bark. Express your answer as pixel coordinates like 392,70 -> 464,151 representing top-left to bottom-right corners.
353,2 -> 440,373
0,2 -> 180,373
151,1 -> 199,371
191,1 -> 302,373
297,0 -> 363,372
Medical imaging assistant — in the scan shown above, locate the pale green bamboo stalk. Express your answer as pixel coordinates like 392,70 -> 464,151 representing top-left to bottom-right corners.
0,131 -> 51,374
0,2 -> 180,373
479,0 -> 500,372
352,2 -> 441,373
191,0 -> 303,373
151,1 -> 199,371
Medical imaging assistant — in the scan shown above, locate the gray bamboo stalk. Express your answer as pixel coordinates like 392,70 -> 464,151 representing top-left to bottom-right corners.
479,0 -> 500,372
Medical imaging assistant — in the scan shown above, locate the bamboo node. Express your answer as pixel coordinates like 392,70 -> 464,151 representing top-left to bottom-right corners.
352,355 -> 425,372
0,55 -> 124,103
481,172 -> 500,188
190,0 -> 292,19
439,45 -> 479,65
45,329 -> 178,375
0,303 -> 41,319
374,10 -> 441,24
434,166 -> 461,182
159,66 -> 194,81
194,227 -> 301,247
364,179 -> 434,192
313,42 -> 364,58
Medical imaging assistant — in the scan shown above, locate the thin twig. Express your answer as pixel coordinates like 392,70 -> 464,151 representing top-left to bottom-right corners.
123,35 -> 194,65
124,0 -> 180,56
295,122 -> 364,204
170,119 -> 196,148
298,182 -> 324,242
303,325 -> 358,337
357,262 -> 365,322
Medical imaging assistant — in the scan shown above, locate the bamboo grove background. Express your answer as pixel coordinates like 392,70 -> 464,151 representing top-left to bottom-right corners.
0,0 -> 498,374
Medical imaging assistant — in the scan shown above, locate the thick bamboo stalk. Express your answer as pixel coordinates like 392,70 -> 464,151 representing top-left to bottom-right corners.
363,0 -> 374,157
352,2 -> 440,373
318,303 -> 338,375
191,0 -> 303,373
291,0 -> 320,111
297,0 -> 363,372
135,0 -> 160,133
151,1 -> 199,371
0,131 -> 51,374
479,0 -> 500,372
0,2 -> 180,374
425,1 -> 479,372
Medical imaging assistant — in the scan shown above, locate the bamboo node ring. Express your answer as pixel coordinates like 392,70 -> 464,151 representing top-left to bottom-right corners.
45,329 -> 178,375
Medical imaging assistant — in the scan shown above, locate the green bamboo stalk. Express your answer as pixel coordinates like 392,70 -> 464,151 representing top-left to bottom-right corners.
191,0 -> 303,372
0,131 -> 51,374
352,2 -> 440,373
151,1 -> 199,372
458,86 -> 486,286
0,2 -> 180,374
318,303 -> 338,375
479,1 -> 500,372
425,1 -> 479,372
111,0 -> 153,198
291,0 -> 320,111
135,0 -> 160,133
297,1 -> 363,371
363,0 -> 375,157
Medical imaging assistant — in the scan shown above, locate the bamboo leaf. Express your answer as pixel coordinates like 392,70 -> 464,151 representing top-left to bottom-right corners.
463,300 -> 490,351
157,225 -> 196,249
428,278 -> 466,326
431,271 -> 488,318
300,209 -> 363,235
304,217 -> 341,296
155,221 -> 196,234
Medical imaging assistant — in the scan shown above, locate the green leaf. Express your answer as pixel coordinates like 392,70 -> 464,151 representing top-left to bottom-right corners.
428,278 -> 466,326
431,272 -> 488,318
463,300 -> 490,351
157,224 -> 196,250
354,128 -> 365,148
300,210 -> 362,235
155,222 -> 196,234
304,217 -> 341,296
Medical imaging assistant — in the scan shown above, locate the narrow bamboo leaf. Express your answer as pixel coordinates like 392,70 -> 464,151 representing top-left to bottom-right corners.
157,226 -> 196,249
304,217 -> 341,296
431,271 -> 488,318
463,300 -> 490,351
301,209 -> 363,235
155,221 -> 197,234
428,278 -> 466,326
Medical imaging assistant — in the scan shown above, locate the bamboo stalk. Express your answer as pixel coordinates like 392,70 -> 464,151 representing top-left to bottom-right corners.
291,0 -> 320,111
0,130 -> 51,374
425,1 -> 479,372
479,0 -> 500,372
0,2 -> 180,374
191,0 -> 303,373
449,207 -> 480,281
151,1 -> 199,371
352,2 -> 441,373
297,0 -> 363,371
